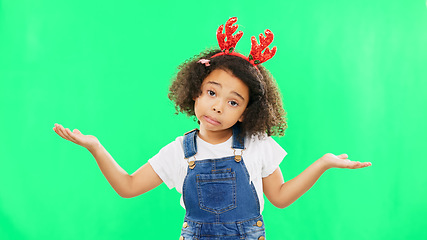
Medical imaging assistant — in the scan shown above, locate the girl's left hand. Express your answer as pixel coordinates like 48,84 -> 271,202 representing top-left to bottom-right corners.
319,153 -> 372,170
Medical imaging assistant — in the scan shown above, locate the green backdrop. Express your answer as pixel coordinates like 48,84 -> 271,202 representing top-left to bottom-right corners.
1,0 -> 426,239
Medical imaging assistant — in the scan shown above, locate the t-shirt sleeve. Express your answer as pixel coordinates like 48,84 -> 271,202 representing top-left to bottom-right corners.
148,137 -> 186,190
261,137 -> 287,178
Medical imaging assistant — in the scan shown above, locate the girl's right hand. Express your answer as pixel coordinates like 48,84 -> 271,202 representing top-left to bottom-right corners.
53,123 -> 100,151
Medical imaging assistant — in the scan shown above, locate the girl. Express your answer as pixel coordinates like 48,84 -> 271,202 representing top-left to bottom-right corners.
53,17 -> 371,240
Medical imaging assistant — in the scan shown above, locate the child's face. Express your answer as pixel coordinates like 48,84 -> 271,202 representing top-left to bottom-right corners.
194,69 -> 249,136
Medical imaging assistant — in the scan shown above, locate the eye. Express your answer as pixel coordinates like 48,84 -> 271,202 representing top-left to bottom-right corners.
207,90 -> 216,96
228,100 -> 239,107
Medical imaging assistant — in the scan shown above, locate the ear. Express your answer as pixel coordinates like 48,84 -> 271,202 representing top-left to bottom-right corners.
193,92 -> 201,101
238,109 -> 247,122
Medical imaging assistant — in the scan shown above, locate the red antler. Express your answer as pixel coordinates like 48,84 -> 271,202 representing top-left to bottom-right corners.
249,29 -> 277,65
212,17 -> 277,67
216,17 -> 243,53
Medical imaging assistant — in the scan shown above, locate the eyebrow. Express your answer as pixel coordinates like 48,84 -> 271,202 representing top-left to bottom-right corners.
206,81 -> 246,101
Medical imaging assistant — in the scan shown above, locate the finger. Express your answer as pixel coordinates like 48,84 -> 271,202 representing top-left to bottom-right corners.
360,162 -> 372,168
58,125 -> 76,143
58,126 -> 72,141
53,125 -> 61,136
67,128 -> 81,143
54,124 -> 69,140
63,128 -> 78,143
349,161 -> 372,169
73,129 -> 82,134
337,154 -> 348,159
350,161 -> 363,169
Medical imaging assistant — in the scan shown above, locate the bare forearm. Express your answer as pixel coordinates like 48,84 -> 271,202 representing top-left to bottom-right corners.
88,143 -> 132,197
276,160 -> 327,208
264,153 -> 371,209
53,123 -> 162,198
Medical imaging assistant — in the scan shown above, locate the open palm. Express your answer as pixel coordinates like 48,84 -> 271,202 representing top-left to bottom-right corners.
53,123 -> 99,150
321,153 -> 372,169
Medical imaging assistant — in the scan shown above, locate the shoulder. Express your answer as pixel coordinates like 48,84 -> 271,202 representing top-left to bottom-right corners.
245,134 -> 282,150
148,135 -> 187,190
244,134 -> 287,168
159,128 -> 199,154
148,134 -> 186,170
158,135 -> 184,153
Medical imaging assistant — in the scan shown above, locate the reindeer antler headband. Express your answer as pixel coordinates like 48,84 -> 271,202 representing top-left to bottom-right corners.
210,17 -> 277,67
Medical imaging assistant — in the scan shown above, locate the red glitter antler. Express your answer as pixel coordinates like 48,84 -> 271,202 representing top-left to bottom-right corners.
211,17 -> 277,67
216,17 -> 243,53
249,29 -> 277,65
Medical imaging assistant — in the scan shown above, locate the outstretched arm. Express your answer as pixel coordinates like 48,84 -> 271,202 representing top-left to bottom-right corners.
53,123 -> 162,198
263,153 -> 371,209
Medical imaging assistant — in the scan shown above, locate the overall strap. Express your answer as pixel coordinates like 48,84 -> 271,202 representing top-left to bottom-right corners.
232,125 -> 245,162
183,129 -> 198,159
232,125 -> 245,150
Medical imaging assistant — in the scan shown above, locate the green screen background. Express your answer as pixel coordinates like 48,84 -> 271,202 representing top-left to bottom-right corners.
1,0 -> 426,239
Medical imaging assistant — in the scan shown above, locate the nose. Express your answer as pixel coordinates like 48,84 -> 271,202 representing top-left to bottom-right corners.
212,106 -> 222,113
212,101 -> 223,113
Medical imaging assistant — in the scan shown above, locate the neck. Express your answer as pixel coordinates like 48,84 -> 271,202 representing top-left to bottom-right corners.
198,128 -> 233,145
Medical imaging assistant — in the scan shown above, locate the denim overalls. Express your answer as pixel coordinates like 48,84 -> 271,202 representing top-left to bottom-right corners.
180,126 -> 266,240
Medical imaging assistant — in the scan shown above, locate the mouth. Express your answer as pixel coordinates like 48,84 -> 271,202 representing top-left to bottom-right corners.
203,115 -> 221,126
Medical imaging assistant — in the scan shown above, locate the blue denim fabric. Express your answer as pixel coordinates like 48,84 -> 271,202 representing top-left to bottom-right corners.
181,215 -> 265,240
181,126 -> 266,240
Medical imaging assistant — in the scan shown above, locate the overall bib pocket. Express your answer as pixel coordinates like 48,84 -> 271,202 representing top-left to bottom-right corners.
196,171 -> 236,213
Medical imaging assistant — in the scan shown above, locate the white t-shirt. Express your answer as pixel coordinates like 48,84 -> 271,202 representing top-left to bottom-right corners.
148,133 -> 287,213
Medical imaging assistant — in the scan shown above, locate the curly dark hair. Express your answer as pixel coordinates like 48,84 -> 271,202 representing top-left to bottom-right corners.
168,49 -> 287,138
